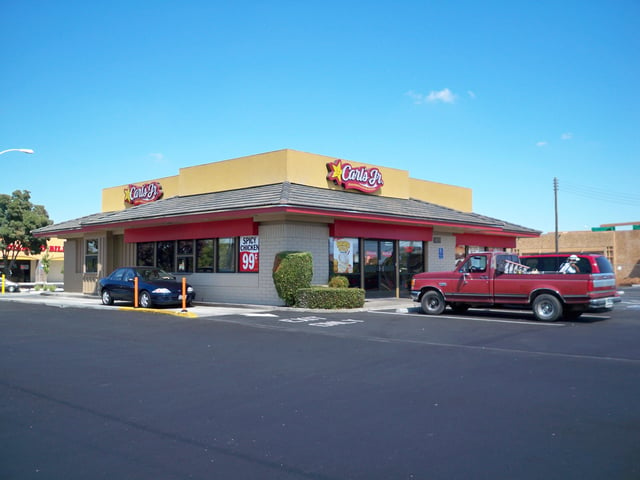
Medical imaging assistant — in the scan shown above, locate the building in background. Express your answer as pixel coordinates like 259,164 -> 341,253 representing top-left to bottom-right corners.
516,223 -> 640,284
34,149 -> 540,304
0,238 -> 65,284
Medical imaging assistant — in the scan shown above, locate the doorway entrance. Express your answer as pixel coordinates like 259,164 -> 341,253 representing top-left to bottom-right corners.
363,239 -> 397,296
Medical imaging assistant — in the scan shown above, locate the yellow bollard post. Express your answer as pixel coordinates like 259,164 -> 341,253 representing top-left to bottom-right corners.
134,276 -> 139,308
1,274 -> 5,295
181,277 -> 187,313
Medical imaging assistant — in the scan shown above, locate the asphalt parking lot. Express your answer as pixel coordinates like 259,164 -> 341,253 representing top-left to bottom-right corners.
1,288 -> 639,479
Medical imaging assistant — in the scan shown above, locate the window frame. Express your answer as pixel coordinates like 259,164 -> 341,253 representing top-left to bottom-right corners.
176,239 -> 195,273
156,241 -> 176,272
85,239 -> 99,274
216,237 -> 237,273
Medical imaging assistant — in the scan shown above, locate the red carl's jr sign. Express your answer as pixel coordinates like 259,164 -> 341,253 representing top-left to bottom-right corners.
124,182 -> 164,205
326,159 -> 384,193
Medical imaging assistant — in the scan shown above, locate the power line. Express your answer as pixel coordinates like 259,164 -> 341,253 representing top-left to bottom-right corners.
559,180 -> 640,206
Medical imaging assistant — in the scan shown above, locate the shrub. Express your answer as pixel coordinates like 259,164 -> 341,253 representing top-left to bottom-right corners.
34,284 -> 57,292
272,251 -> 313,306
328,275 -> 349,288
295,287 -> 365,309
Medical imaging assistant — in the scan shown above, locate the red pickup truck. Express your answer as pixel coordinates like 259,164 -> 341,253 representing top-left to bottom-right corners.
410,252 -> 621,321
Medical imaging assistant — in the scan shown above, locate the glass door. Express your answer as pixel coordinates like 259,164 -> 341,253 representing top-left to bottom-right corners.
399,240 -> 424,295
363,239 -> 397,296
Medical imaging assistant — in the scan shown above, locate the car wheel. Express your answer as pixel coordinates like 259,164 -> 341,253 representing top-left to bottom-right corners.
421,290 -> 446,315
139,291 -> 153,308
533,294 -> 562,322
101,289 -> 114,305
7,285 -> 16,293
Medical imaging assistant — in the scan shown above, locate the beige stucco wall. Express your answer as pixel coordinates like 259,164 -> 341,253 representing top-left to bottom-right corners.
410,178 -> 472,212
616,230 -> 640,280
62,238 -> 83,293
517,230 -> 615,254
100,149 -> 473,214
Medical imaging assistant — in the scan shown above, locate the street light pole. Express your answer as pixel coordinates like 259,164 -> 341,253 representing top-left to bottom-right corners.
0,148 -> 34,156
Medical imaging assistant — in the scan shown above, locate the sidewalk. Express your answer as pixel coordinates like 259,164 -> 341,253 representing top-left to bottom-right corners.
0,290 -> 417,318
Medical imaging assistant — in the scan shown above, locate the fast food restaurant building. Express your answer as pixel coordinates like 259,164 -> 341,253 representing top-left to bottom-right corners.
34,149 -> 540,305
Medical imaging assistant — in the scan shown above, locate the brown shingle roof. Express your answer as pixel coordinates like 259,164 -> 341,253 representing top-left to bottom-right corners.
34,182 -> 539,236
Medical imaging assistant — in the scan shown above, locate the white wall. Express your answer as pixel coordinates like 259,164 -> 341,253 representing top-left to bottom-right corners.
427,233 -> 456,272
186,272 -> 260,305
255,222 -> 329,305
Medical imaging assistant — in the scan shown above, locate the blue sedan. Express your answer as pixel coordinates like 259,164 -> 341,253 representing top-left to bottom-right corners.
99,267 -> 195,308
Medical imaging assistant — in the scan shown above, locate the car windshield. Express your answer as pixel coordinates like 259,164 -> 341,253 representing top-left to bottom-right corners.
136,268 -> 175,281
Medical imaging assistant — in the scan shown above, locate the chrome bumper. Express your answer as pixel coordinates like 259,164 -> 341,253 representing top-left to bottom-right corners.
589,296 -> 621,310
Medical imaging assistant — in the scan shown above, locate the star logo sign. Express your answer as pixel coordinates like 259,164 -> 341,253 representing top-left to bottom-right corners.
326,159 -> 344,185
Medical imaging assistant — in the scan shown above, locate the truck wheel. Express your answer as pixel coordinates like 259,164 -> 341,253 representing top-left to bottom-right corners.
421,291 -> 446,315
533,294 -> 562,322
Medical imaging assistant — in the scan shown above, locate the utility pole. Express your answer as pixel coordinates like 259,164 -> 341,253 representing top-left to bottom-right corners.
554,177 -> 559,255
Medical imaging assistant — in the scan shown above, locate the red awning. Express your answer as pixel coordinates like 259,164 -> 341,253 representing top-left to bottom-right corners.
455,233 -> 516,248
124,218 -> 258,243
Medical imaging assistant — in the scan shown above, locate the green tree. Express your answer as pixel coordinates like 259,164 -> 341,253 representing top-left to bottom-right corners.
40,249 -> 51,284
0,190 -> 52,278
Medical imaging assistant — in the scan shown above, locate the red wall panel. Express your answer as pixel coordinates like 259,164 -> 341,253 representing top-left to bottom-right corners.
330,220 -> 433,241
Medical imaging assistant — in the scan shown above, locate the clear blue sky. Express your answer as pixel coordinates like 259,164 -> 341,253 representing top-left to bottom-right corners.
2,0 -> 638,234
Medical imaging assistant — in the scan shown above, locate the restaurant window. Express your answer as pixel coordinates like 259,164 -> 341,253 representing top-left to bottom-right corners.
137,242 -> 155,266
177,240 -> 194,273
217,237 -> 236,272
135,238 -> 245,273
328,238 -> 360,287
196,239 -> 215,272
85,239 -> 99,273
156,241 -> 175,272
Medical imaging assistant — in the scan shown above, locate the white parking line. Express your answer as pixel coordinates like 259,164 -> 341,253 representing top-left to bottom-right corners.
277,316 -> 365,328
279,316 -> 326,323
373,310 -> 565,326
309,319 -> 364,328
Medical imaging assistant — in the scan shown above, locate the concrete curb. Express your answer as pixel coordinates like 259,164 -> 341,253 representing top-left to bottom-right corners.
0,291 -> 417,318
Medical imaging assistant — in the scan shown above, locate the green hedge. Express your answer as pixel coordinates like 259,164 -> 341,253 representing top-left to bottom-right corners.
272,251 -> 313,306
295,287 -> 365,309
328,275 -> 349,288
